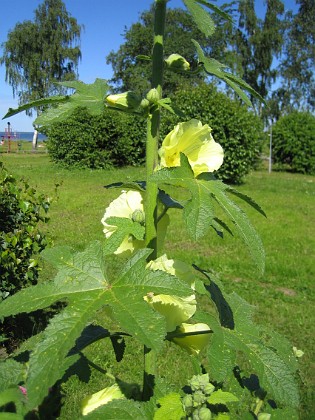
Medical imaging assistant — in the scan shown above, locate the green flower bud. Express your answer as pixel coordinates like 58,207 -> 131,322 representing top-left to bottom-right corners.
106,91 -> 142,111
131,209 -> 145,225
165,54 -> 190,72
193,390 -> 206,406
204,383 -> 215,396
140,98 -> 150,111
197,407 -> 212,420
146,88 -> 160,103
182,394 -> 193,409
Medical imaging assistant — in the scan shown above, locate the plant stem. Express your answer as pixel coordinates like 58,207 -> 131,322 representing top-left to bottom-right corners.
143,0 -> 167,401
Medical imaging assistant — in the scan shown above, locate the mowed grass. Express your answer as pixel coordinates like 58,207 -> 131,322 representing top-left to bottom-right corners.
1,153 -> 314,417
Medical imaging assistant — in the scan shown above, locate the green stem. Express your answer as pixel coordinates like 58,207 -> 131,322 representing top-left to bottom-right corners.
142,0 -> 167,402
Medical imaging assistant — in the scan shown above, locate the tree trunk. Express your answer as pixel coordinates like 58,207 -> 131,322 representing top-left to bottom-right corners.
32,129 -> 38,150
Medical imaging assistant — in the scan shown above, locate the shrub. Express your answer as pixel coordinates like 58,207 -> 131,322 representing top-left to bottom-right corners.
272,111 -> 315,174
161,83 -> 265,184
0,163 -> 50,300
46,85 -> 264,184
46,107 -> 146,168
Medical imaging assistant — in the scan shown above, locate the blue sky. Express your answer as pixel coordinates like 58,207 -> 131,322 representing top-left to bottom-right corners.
0,0 -> 297,131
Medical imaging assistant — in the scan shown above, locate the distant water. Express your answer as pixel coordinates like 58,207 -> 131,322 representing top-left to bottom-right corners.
0,131 -> 47,142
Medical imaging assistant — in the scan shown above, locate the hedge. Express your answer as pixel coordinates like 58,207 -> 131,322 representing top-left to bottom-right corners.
272,111 -> 315,175
46,84 -> 264,184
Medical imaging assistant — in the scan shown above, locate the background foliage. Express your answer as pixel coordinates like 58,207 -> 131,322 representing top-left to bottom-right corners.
272,111 -> 315,175
45,85 -> 264,184
45,107 -> 146,169
0,0 -> 82,115
0,162 -> 50,300
163,83 -> 265,184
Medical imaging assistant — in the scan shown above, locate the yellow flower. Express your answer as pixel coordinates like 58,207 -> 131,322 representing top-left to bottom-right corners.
172,322 -> 211,355
101,190 -> 145,254
159,119 -> 224,176
81,384 -> 125,416
145,255 -> 196,332
101,190 -> 169,255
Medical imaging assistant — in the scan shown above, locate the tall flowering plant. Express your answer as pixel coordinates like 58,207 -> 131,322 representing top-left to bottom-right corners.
1,1 -> 300,418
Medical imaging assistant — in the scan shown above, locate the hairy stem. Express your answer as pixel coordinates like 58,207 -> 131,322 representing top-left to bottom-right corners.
143,0 -> 167,402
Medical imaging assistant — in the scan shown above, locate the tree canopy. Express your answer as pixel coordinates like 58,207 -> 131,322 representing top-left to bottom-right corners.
106,4 -> 234,96
279,0 -> 315,112
107,1 -> 314,120
0,0 -> 82,116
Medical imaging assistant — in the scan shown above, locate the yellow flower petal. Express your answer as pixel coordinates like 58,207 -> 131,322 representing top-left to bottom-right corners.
101,190 -> 145,255
159,119 -> 224,176
144,293 -> 196,332
81,384 -> 125,416
145,255 -> 196,331
172,323 -> 211,355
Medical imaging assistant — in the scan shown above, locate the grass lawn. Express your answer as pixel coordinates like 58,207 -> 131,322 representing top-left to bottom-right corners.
1,153 -> 314,418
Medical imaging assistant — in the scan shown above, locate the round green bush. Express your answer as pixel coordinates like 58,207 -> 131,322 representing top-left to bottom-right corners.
161,83 -> 265,184
46,84 -> 264,184
272,112 -> 315,175
0,163 -> 50,300
46,107 -> 146,168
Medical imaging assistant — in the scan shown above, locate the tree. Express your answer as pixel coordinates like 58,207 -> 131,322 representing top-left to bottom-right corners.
278,0 -> 315,112
106,4 -> 235,96
0,0 -> 82,116
233,0 -> 285,115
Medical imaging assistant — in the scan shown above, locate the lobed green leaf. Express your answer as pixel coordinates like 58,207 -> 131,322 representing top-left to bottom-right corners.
34,78 -> 109,127
195,278 -> 300,408
0,242 -> 191,410
150,155 -> 265,273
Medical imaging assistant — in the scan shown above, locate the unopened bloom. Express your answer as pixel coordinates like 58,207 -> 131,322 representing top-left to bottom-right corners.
81,384 -> 125,416
165,54 -> 190,72
106,91 -> 142,111
172,322 -> 211,355
159,119 -> 224,177
145,255 -> 196,331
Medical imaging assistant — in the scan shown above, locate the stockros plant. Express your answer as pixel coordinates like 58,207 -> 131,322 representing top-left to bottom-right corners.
1,1 -> 301,418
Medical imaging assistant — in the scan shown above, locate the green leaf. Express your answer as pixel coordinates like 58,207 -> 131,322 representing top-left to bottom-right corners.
195,0 -> 233,23
2,96 -> 68,119
207,389 -> 238,405
0,242 -> 191,410
196,278 -> 300,408
227,188 -> 267,218
103,217 -> 145,256
208,180 -> 265,274
158,98 -> 186,117
154,393 -> 185,420
0,413 -> 23,420
191,39 -> 264,106
150,155 -> 265,273
0,388 -> 23,410
34,78 -> 109,126
84,399 -> 150,419
0,359 -> 26,392
183,0 -> 216,37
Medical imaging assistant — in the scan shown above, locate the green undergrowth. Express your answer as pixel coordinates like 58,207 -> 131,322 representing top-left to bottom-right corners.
1,154 -> 314,418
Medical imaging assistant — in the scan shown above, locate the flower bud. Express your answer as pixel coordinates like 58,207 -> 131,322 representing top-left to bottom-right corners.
182,394 -> 193,409
196,407 -> 212,420
106,91 -> 142,111
173,323 -> 211,355
146,88 -> 160,104
165,54 -> 190,72
131,209 -> 145,225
